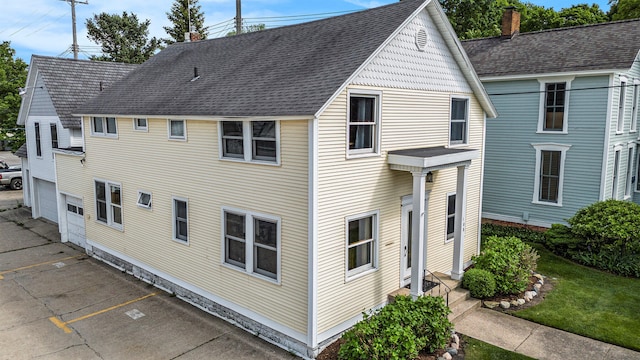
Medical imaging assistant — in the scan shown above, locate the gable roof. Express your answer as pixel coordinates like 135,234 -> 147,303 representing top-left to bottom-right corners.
461,18 -> 640,78
18,56 -> 137,128
76,0 -> 496,119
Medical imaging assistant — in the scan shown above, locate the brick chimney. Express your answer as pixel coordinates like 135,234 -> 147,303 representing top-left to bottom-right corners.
501,7 -> 520,39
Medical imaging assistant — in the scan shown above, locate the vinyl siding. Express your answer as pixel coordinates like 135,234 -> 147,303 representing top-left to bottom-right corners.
67,117 -> 309,335
605,55 -> 640,203
27,73 -> 56,116
316,86 -> 484,333
483,75 -> 608,226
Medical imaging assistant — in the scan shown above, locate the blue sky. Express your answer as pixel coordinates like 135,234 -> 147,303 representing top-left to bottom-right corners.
1,0 -> 610,62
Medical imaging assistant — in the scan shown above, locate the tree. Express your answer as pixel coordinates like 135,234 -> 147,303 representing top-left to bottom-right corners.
0,41 -> 28,152
226,23 -> 266,37
439,0 -> 510,39
609,0 -> 640,20
558,4 -> 608,27
164,0 -> 207,45
86,12 -> 160,64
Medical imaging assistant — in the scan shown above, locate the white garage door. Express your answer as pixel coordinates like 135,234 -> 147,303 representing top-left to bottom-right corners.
66,196 -> 86,248
35,179 -> 58,223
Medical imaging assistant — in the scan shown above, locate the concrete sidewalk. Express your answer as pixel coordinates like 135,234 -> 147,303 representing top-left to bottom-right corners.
453,308 -> 640,360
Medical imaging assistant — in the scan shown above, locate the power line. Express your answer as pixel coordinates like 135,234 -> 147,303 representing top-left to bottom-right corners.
487,82 -> 639,97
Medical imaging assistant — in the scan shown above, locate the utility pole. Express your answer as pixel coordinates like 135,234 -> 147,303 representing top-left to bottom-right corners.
61,0 -> 88,59
235,0 -> 242,35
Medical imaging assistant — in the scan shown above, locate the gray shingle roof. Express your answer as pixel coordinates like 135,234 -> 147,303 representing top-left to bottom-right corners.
76,0 -> 426,118
32,56 -> 137,128
461,18 -> 640,78
14,143 -> 27,158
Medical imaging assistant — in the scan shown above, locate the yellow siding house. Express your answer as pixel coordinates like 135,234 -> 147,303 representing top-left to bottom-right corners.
58,0 -> 496,358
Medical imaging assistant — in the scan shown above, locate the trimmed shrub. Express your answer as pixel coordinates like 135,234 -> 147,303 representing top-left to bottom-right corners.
462,268 -> 496,299
544,224 -> 584,256
567,199 -> 640,254
482,223 -> 546,244
338,295 -> 452,360
473,236 -> 538,295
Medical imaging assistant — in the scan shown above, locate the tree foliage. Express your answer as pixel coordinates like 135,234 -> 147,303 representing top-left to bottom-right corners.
439,0 -> 610,40
226,23 -> 266,37
0,41 -> 28,152
86,12 -> 160,64
164,0 -> 207,44
609,0 -> 640,20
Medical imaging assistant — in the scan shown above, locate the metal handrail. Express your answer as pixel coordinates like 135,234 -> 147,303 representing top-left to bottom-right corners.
424,270 -> 452,307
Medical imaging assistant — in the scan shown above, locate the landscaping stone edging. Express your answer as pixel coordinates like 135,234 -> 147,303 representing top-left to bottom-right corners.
482,272 -> 546,310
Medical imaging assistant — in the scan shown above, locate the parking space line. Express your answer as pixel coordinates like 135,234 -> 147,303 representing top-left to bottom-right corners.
0,255 -> 83,280
49,292 -> 158,333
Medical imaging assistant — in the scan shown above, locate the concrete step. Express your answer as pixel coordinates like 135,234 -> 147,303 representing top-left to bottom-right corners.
446,288 -> 471,309
431,272 -> 461,290
449,297 -> 481,323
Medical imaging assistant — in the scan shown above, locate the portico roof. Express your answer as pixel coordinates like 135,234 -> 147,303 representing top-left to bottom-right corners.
388,146 -> 479,171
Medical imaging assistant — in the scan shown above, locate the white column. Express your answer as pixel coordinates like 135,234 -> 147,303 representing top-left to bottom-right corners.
410,171 -> 426,298
451,165 -> 468,280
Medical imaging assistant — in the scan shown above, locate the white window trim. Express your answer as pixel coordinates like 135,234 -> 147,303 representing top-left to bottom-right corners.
91,116 -> 118,138
617,77 -> 628,134
221,207 -> 281,284
218,120 -> 281,165
168,119 -> 187,141
134,118 -> 148,132
137,190 -> 152,209
94,178 -> 123,231
612,144 -> 623,199
531,143 -> 571,207
630,81 -> 639,133
624,143 -> 635,199
449,96 -> 470,147
346,89 -> 382,159
444,192 -> 456,243
635,143 -> 640,193
172,196 -> 189,244
345,210 -> 379,281
537,77 -> 574,134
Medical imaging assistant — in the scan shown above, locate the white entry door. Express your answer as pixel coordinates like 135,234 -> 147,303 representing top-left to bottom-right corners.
65,196 -> 86,248
400,194 -> 429,287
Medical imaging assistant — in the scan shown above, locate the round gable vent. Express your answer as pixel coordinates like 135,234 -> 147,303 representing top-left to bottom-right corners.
415,28 -> 428,51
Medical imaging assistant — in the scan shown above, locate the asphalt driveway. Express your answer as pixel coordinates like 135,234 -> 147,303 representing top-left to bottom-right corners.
0,206 -> 299,360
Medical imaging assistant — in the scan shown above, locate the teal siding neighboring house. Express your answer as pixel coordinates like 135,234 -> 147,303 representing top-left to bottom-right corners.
463,11 -> 640,227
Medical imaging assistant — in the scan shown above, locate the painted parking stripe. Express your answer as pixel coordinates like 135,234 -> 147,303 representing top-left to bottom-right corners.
0,255 -> 83,280
49,292 -> 158,333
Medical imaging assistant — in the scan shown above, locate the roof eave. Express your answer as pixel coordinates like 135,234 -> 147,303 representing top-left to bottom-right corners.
72,113 -> 316,121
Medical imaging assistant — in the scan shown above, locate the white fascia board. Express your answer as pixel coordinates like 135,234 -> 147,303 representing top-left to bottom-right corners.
17,60 -> 39,126
388,149 -> 479,168
479,69 -> 623,83
71,113 -> 315,122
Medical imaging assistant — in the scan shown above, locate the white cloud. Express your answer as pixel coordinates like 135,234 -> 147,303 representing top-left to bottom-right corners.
344,0 -> 386,8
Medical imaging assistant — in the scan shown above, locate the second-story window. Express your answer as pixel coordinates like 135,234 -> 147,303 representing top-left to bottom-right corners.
348,92 -> 380,156
95,180 -> 123,230
92,117 -> 117,137
34,122 -> 42,157
450,98 -> 468,145
168,119 -> 186,140
617,79 -> 627,133
543,82 -> 566,132
220,120 -> 279,164
50,123 -> 58,149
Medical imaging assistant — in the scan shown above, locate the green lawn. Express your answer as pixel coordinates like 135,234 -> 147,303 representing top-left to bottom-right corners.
463,336 -> 534,360
516,244 -> 640,351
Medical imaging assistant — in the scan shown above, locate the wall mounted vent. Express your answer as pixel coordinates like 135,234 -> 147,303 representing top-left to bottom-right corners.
415,28 -> 428,51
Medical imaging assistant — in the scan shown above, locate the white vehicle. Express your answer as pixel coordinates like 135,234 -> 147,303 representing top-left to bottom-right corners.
0,160 -> 22,190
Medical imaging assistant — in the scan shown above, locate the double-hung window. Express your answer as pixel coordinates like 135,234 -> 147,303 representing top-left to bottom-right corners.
346,211 -> 378,279
134,118 -> 148,132
538,79 -> 572,133
168,119 -> 186,140
631,83 -> 639,132
92,117 -> 117,137
625,146 -> 634,199
95,180 -> 123,230
223,209 -> 280,282
220,120 -> 278,163
34,122 -> 42,157
173,197 -> 188,243
636,145 -> 640,192
348,91 -> 380,157
617,79 -> 627,133
446,194 -> 456,241
50,123 -> 58,149
532,144 -> 571,206
612,148 -> 621,199
450,98 -> 468,145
